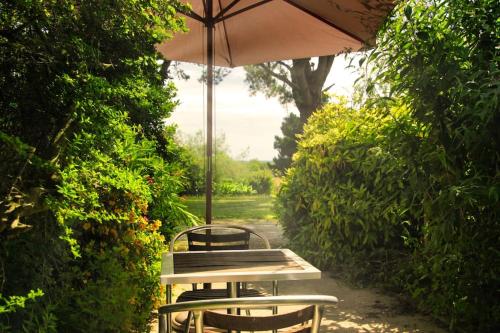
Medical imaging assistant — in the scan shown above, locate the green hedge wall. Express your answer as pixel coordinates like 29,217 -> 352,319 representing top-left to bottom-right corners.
279,0 -> 499,330
278,102 -> 418,282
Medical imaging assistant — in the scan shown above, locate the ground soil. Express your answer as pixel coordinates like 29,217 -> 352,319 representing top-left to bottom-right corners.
152,219 -> 447,333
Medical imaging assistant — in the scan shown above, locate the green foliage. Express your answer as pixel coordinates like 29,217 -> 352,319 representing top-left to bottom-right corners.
272,113 -> 302,175
243,57 -> 335,121
244,64 -> 294,105
0,0 -> 194,331
184,195 -> 276,220
245,57 -> 336,177
0,292 -> 56,333
368,0 -> 500,330
0,290 -> 44,315
280,0 -> 499,331
179,132 -> 274,195
247,169 -> 273,195
279,101 -> 417,282
214,181 -> 255,196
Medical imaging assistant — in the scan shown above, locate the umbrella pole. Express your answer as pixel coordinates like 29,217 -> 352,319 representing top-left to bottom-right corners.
205,0 -> 213,225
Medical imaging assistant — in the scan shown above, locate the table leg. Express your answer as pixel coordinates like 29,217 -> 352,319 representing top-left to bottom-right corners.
227,282 -> 239,333
272,280 -> 278,333
228,282 -> 238,315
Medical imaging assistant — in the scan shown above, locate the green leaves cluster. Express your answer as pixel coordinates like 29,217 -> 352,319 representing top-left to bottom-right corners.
179,132 -> 274,195
370,0 -> 499,330
214,181 -> 255,196
0,0 -> 195,331
272,113 -> 302,175
279,101 -> 418,282
279,0 -> 499,331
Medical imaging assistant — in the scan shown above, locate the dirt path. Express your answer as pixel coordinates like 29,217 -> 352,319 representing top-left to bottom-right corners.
152,219 -> 447,333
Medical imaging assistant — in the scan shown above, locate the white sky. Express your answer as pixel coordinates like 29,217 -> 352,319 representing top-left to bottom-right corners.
167,55 -> 361,161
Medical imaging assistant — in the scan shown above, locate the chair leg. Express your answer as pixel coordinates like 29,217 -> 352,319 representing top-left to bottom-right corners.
184,311 -> 193,333
159,313 -> 166,333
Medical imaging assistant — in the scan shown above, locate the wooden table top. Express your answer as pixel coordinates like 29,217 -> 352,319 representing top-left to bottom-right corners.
160,249 -> 321,284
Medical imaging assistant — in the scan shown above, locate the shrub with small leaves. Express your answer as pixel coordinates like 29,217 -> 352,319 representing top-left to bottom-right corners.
278,100 -> 418,283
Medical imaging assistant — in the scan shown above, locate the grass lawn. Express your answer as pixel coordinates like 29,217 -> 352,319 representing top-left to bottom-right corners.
183,195 -> 276,220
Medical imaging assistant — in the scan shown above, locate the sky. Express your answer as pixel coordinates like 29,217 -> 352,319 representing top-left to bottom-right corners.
167,55 -> 360,161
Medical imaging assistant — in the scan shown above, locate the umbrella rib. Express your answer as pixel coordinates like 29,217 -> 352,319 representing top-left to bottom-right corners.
218,0 -> 235,66
282,0 -> 365,44
215,0 -> 273,23
214,0 -> 242,21
179,8 -> 205,23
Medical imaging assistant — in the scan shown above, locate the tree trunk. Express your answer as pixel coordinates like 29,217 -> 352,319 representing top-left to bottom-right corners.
290,56 -> 335,124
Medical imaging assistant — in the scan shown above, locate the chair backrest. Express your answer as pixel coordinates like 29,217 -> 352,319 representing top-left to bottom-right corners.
170,225 -> 271,253
159,295 -> 338,333
187,229 -> 250,251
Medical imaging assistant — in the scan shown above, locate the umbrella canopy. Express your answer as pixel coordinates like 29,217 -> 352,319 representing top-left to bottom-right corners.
157,0 -> 394,67
156,0 -> 395,224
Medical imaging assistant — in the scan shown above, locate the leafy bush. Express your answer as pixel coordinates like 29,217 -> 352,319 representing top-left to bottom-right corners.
51,111 -> 190,331
0,0 -> 194,331
280,0 -> 499,331
368,0 -> 500,330
179,132 -> 274,195
278,101 -> 417,282
246,169 -> 273,195
214,181 -> 255,196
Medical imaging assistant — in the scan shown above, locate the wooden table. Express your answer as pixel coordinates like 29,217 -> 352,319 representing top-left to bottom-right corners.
161,248 -> 321,284
159,249 -> 321,333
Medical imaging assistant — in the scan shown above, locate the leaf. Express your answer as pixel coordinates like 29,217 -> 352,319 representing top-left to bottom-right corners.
416,31 -> 429,40
5,202 -> 21,214
358,57 -> 366,67
404,6 -> 412,20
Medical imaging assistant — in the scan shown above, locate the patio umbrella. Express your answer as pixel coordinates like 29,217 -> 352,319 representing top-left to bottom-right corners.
156,0 -> 395,224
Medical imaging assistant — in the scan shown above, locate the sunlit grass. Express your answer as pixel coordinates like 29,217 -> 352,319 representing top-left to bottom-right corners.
182,195 -> 276,220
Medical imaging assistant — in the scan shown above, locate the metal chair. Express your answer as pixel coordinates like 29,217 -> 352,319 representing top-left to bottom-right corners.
168,225 -> 274,332
159,295 -> 338,333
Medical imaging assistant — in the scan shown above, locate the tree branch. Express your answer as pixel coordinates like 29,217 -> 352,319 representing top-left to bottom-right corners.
314,55 -> 335,88
322,83 -> 335,92
258,63 -> 295,89
276,61 -> 292,71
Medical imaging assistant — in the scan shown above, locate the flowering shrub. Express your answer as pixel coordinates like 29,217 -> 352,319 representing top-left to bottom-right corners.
0,0 -> 195,331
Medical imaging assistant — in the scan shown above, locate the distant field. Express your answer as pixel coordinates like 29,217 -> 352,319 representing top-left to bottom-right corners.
183,195 -> 276,220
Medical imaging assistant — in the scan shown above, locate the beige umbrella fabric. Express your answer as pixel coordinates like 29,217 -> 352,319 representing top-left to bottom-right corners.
157,0 -> 394,67
156,0 -> 395,225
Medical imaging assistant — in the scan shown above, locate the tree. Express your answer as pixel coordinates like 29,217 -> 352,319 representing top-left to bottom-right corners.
244,57 -> 335,124
244,56 -> 335,171
272,113 -> 302,175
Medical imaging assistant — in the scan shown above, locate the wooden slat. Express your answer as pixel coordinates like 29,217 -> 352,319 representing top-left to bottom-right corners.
188,231 -> 250,244
175,251 -> 293,261
177,265 -> 301,274
203,306 -> 315,331
176,287 -> 266,302
173,250 -> 302,274
188,244 -> 249,251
